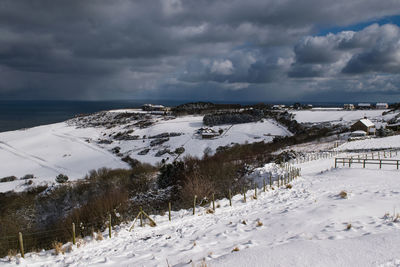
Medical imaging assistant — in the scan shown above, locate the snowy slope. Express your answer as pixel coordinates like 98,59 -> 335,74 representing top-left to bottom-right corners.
113,116 -> 292,164
3,151 -> 400,266
337,135 -> 400,151
0,123 -> 128,192
291,109 -> 388,124
0,113 -> 291,192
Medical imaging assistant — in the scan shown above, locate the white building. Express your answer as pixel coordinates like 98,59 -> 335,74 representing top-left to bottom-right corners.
142,104 -> 166,111
376,103 -> 388,109
344,104 -> 355,110
357,103 -> 371,109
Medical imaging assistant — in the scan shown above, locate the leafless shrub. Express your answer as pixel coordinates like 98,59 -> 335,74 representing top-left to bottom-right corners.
95,231 -> 103,241
52,241 -> 65,255
339,191 -> 347,199
7,249 -> 17,261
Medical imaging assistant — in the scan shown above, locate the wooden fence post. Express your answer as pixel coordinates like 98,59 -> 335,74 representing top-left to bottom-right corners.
363,159 -> 365,168
228,189 -> 232,206
380,160 -> 382,169
140,207 -> 143,227
193,195 -> 197,215
254,184 -> 257,199
263,178 -> 266,192
269,174 -> 272,188
18,232 -> 24,258
168,202 -> 171,221
212,193 -> 215,211
72,223 -> 76,245
108,214 -> 112,238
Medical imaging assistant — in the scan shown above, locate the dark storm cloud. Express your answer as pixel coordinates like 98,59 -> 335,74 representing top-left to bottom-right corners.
1,0 -> 400,100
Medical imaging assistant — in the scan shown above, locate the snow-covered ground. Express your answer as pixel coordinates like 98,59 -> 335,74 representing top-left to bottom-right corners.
3,151 -> 400,266
113,116 -> 291,164
0,123 -> 128,192
338,135 -> 400,151
0,113 -> 291,192
291,109 -> 388,124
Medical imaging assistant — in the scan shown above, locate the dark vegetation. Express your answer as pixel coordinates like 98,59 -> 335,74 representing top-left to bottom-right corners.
389,102 -> 400,110
172,102 -> 242,115
203,109 -> 264,126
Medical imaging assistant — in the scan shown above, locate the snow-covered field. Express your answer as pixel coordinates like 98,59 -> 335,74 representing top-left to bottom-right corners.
291,109 -> 388,124
112,115 -> 291,164
0,113 -> 291,192
337,135 -> 400,151
0,123 -> 128,192
3,152 -> 400,266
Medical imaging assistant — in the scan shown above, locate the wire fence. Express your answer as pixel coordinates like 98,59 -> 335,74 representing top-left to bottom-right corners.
0,166 -> 302,259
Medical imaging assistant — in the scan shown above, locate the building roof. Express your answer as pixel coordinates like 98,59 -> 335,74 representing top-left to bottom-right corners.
358,103 -> 371,106
376,103 -> 388,106
359,119 -> 374,127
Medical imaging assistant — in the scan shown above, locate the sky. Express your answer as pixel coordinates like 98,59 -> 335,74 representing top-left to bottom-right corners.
1,0 -> 400,102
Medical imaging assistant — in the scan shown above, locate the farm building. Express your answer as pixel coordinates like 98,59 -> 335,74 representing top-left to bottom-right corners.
272,105 -> 286,110
376,103 -> 389,109
357,103 -> 372,109
198,128 -> 220,139
142,104 -> 166,111
350,118 -> 376,135
344,104 -> 355,110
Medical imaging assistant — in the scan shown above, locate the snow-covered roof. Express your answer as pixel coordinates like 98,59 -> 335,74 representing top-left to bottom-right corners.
359,119 -> 374,127
358,103 -> 371,106
376,103 -> 388,106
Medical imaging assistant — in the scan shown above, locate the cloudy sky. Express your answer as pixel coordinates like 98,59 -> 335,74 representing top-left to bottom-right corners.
1,0 -> 400,102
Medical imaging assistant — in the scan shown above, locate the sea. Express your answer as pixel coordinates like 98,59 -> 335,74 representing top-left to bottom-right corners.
0,100 -> 348,133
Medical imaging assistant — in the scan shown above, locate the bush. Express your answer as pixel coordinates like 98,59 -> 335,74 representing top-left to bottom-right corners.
55,174 -> 69,183
21,174 -> 34,180
174,147 -> 185,154
157,161 -> 185,189
0,176 -> 17,183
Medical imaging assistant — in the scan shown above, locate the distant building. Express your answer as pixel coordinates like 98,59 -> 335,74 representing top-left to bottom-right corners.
357,103 -> 371,109
198,128 -> 219,139
142,104 -> 166,111
376,103 -> 389,109
272,104 -> 286,110
344,104 -> 355,110
350,118 -> 375,135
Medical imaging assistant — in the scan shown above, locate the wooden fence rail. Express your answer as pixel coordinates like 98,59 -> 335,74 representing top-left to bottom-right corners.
335,157 -> 400,169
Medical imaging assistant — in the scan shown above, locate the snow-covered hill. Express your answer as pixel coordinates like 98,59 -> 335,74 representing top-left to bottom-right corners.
0,110 -> 291,192
3,150 -> 400,266
337,134 -> 400,151
291,109 -> 391,125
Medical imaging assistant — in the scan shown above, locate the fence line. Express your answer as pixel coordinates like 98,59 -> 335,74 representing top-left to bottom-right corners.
1,166 -> 301,259
335,157 -> 400,169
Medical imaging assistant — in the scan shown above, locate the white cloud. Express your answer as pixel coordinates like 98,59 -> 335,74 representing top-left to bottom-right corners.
210,60 -> 234,75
